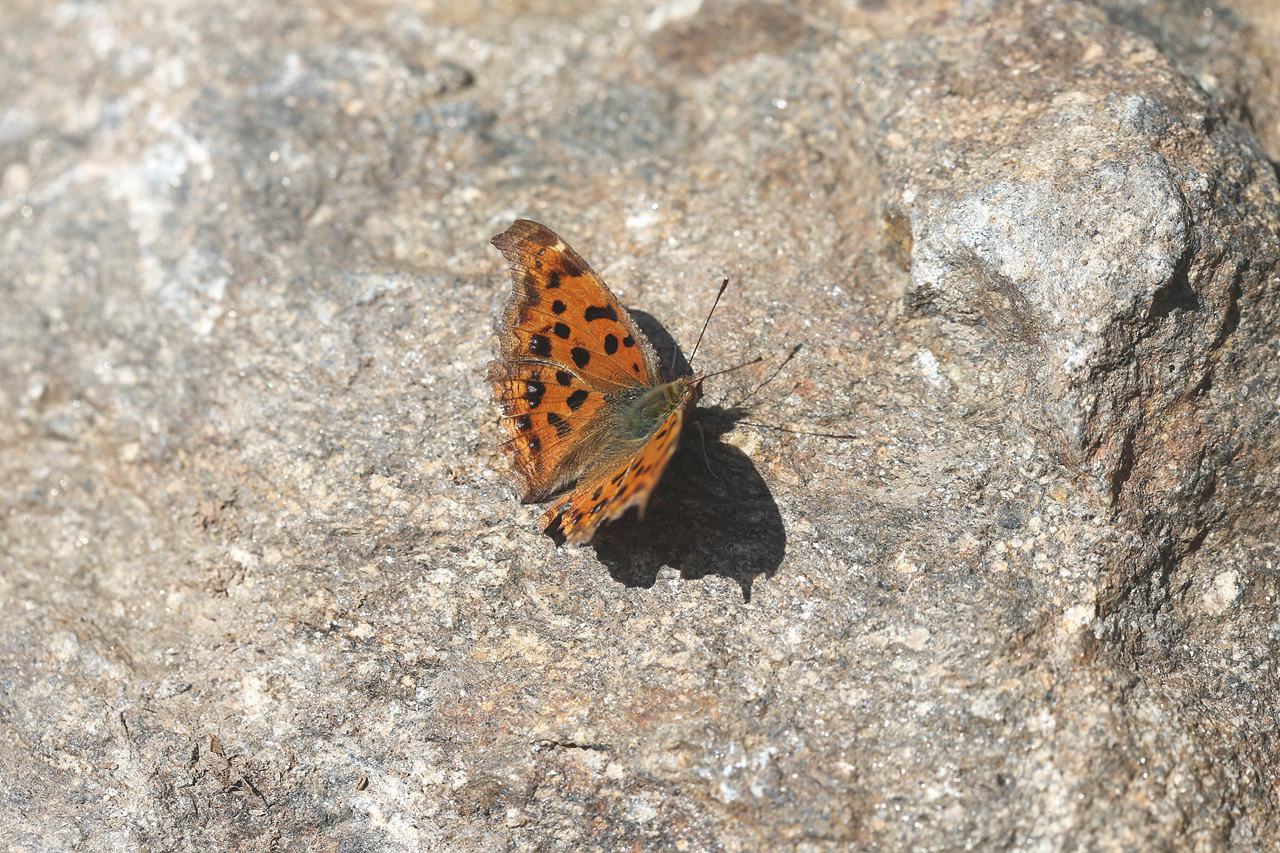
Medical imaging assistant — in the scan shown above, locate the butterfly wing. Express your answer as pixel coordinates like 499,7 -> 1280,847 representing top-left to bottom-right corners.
489,220 -> 665,504
486,359 -> 618,502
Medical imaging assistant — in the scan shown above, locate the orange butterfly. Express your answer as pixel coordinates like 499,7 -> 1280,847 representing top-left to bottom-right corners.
488,220 -> 708,544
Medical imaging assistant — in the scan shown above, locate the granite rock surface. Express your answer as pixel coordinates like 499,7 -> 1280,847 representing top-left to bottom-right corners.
2,0 -> 1279,850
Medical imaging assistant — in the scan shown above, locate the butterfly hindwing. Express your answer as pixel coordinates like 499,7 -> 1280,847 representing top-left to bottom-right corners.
486,359 -> 614,502
544,404 -> 687,545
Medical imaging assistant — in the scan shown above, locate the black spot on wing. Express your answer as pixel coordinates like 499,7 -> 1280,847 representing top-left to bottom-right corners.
516,275 -> 542,308
552,300 -> 567,315
529,334 -> 551,357
604,334 -> 618,355
514,414 -> 532,432
546,412 -> 573,438
555,370 -> 573,387
548,271 -> 562,289
623,335 -> 635,347
571,348 -> 591,368
553,322 -> 571,339
584,304 -> 618,323
567,389 -> 589,411
525,379 -> 546,408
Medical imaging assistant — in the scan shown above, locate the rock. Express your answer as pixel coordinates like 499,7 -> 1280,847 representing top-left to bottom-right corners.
875,2 -> 1280,511
2,0 -> 1279,850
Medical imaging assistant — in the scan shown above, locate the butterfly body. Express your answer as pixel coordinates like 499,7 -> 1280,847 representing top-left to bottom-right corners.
487,220 -> 701,544
616,380 -> 695,443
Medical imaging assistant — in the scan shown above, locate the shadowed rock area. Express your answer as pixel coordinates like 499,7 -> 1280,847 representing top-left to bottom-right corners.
2,0 -> 1279,850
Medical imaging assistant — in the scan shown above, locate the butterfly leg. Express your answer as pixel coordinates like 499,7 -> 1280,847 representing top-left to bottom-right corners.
695,420 -> 718,479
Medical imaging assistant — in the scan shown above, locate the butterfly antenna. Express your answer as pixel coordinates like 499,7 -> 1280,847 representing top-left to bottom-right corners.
686,276 -> 730,370
730,342 -> 802,407
694,355 -> 763,384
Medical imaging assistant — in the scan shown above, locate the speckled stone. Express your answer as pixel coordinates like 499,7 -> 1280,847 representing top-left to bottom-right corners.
2,0 -> 1279,850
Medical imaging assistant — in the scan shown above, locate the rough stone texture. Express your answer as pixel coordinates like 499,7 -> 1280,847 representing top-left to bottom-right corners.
2,0 -> 1279,851
876,0 -> 1280,535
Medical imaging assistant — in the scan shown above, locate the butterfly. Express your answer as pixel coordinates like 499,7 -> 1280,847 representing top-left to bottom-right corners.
487,219 -> 711,545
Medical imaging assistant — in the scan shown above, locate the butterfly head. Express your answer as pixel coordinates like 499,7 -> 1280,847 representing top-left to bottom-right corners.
621,378 -> 699,441
679,374 -> 703,410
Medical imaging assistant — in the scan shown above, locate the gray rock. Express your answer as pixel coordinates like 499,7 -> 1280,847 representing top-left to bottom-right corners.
2,0 -> 1279,850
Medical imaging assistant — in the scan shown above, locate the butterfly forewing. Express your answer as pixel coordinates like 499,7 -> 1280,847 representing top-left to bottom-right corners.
491,220 -> 663,391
